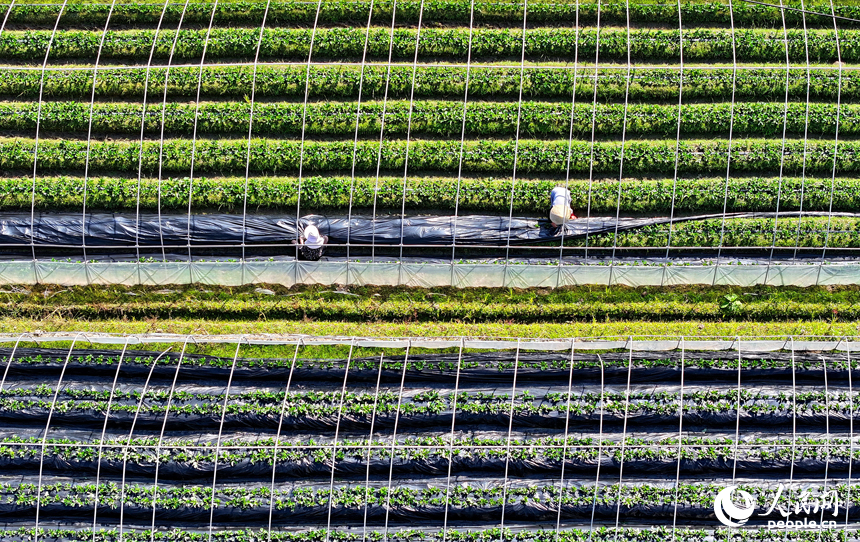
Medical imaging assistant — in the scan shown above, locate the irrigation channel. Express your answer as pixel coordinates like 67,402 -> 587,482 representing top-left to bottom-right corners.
0,335 -> 855,539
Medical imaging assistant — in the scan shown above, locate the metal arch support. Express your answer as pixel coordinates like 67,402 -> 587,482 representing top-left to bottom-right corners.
266,337 -> 304,542
207,336 -> 248,542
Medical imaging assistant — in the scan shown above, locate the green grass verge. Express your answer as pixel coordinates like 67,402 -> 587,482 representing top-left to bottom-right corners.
6,100 -> 856,140
1,27 -> 854,64
2,66 -> 853,103
2,137 -> 856,177
4,1 -> 858,29
6,175 -> 857,214
1,316 -> 856,341
1,284 -> 858,324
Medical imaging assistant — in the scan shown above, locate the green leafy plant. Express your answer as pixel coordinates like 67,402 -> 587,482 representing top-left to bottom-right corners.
719,294 -> 745,315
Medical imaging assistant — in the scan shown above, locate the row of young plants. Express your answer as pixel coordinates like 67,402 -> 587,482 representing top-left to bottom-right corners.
2,28 -> 857,64
2,350 -> 851,373
582,216 -> 860,249
0,527 -> 840,542
0,480 -> 849,518
3,1 -> 854,30
4,175 -> 859,214
9,100 -> 860,140
2,65 -> 855,103
0,386 -> 855,420
4,137 -> 859,177
0,434 -> 852,474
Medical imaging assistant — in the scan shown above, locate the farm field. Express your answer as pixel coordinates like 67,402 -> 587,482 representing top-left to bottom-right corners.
1,0 -> 859,274
1,0 -> 859,539
0,335 -> 856,541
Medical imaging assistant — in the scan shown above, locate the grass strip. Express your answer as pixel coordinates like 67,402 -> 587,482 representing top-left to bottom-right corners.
1,27 -> 855,64
7,175 -> 859,214
5,1 -> 859,30
0,349 -> 845,371
0,317 -> 854,341
1,137 -> 857,177
2,65 -> 854,103
6,100 -> 859,140
1,284 -> 858,323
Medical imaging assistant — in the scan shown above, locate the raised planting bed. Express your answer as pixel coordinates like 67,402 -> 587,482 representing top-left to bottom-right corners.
2,27 -> 858,64
4,1 -> 858,30
2,137 -> 856,177
5,101 -> 859,140
0,434 -> 853,479
2,66 -> 854,102
4,175 -> 858,215
0,479 -> 852,524
5,27 -> 860,63
0,527 -> 848,542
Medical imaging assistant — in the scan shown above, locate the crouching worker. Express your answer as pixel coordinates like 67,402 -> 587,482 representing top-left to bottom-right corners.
291,225 -> 329,261
549,186 -> 576,227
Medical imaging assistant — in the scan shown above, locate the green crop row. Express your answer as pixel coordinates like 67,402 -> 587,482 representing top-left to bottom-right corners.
1,27 -> 856,63
2,137 -> 858,177
1,386 -> 855,417
3,1 -> 858,30
1,65 -> 855,103
0,480 -> 851,513
0,527 -> 842,542
8,100 -> 860,140
4,175 -> 859,215
2,350 -> 849,372
583,216 -> 860,249
0,435 -> 850,467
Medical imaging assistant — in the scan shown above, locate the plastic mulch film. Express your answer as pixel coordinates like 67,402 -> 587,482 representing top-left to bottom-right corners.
0,334 -> 854,540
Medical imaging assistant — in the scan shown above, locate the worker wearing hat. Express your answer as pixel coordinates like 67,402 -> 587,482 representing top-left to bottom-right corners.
549,186 -> 576,227
292,224 -> 329,261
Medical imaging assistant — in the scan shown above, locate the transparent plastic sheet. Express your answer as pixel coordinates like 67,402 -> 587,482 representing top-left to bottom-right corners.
2,260 -> 859,287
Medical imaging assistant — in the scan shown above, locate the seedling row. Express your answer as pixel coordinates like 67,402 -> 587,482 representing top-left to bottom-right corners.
3,28 -> 856,64
4,347 -> 858,373
8,100 -> 860,140
3,1 -> 856,30
3,66 -> 855,102
4,137 -> 858,177
7,175 -> 860,215
0,527 -> 847,542
0,480 -> 851,524
0,435 -> 852,480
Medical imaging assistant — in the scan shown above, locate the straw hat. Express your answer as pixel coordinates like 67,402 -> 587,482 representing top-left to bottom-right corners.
549,204 -> 573,226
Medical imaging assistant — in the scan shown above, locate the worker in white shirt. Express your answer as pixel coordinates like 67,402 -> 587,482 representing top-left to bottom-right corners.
292,225 -> 329,261
549,186 -> 576,226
